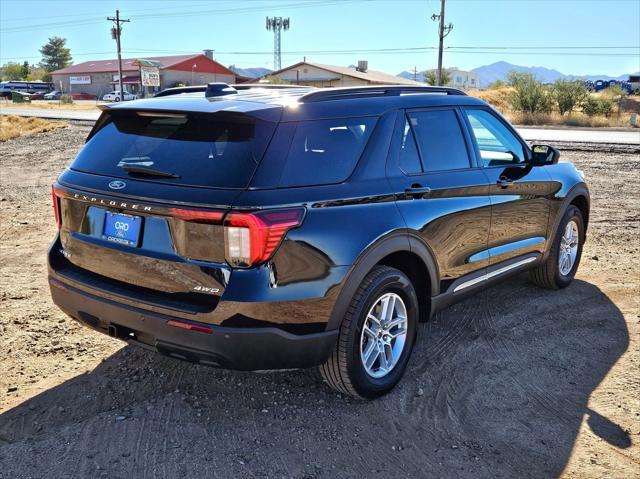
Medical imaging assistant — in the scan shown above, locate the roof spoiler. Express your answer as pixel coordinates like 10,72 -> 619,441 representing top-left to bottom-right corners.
153,82 -> 238,98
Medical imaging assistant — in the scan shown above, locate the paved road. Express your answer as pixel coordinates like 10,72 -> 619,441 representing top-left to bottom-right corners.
0,106 -> 100,122
517,126 -> 640,145
2,105 -> 639,144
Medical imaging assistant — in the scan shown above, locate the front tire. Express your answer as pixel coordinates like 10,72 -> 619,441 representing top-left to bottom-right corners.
529,205 -> 585,289
320,265 -> 418,399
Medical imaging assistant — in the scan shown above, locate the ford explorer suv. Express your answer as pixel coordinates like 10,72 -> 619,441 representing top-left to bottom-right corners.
48,84 -> 590,399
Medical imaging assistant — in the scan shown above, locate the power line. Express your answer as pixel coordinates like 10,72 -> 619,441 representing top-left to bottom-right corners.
0,0 -> 358,33
2,45 -> 638,62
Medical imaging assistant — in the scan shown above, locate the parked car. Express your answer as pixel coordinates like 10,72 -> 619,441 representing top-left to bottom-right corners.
43,90 -> 62,100
29,92 -> 47,100
48,84 -> 590,399
102,90 -> 137,101
70,92 -> 97,100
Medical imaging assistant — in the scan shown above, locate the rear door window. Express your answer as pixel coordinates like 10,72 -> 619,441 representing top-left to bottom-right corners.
277,117 -> 377,187
407,109 -> 471,172
71,111 -> 277,189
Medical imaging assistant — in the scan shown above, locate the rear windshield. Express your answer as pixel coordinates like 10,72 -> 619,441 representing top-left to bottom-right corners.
71,111 -> 277,189
277,117 -> 377,187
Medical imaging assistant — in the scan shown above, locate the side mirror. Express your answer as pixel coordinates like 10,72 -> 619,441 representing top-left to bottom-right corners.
531,144 -> 560,165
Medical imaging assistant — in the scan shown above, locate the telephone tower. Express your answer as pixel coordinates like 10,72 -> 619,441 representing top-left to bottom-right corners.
266,17 -> 290,70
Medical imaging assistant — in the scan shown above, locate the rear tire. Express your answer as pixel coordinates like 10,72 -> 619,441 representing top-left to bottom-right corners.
529,205 -> 584,289
319,265 -> 418,399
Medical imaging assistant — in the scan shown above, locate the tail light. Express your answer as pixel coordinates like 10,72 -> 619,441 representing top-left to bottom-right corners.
169,207 -> 224,224
224,208 -> 305,268
51,184 -> 61,228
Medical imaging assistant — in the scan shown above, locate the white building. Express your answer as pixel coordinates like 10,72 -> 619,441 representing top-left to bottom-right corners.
426,68 -> 480,90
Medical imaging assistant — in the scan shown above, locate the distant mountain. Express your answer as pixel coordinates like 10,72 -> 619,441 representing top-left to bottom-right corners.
228,66 -> 272,79
470,61 -> 564,86
397,62 -> 636,88
397,70 -> 423,81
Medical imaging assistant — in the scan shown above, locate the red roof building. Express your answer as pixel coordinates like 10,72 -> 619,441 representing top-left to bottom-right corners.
51,52 -> 237,97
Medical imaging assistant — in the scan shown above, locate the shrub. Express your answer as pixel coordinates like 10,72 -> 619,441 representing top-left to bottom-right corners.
583,96 -> 614,117
507,72 -> 552,114
552,79 -> 588,115
60,94 -> 73,104
488,79 -> 507,90
598,99 -> 615,117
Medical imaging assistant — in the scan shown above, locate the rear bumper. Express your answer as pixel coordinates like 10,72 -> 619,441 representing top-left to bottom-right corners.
49,275 -> 338,370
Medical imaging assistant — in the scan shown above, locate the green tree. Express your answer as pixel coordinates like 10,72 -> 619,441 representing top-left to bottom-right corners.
424,69 -> 451,86
552,79 -> 588,115
21,61 -> 30,79
39,36 -> 72,72
1,62 -> 24,80
27,67 -> 50,82
507,71 -> 552,114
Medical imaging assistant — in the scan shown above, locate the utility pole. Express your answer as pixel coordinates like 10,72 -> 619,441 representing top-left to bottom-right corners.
413,66 -> 418,82
107,10 -> 130,98
266,17 -> 290,70
431,0 -> 453,86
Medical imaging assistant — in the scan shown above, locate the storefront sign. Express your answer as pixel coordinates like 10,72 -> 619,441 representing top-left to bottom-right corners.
70,75 -> 91,85
140,66 -> 160,87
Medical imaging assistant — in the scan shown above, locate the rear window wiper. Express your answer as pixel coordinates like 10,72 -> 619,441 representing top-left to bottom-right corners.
120,164 -> 181,178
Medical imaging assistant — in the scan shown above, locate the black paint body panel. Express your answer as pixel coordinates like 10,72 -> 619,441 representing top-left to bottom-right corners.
48,90 -> 589,370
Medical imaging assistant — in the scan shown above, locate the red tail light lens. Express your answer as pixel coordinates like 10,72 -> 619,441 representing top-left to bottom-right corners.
224,208 -> 305,268
169,208 -> 224,224
51,184 -> 61,228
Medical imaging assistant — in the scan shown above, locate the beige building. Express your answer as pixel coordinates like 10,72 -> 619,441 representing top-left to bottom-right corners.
263,61 -> 423,87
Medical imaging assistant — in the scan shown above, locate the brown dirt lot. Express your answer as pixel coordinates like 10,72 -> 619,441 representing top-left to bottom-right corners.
0,124 -> 638,478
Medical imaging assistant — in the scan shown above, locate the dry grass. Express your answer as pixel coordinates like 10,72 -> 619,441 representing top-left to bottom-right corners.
0,99 -> 102,111
0,115 -> 67,142
503,111 -> 634,128
470,87 -> 515,112
469,87 -> 637,128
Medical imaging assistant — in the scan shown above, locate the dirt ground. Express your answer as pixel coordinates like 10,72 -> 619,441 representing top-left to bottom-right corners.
0,123 -> 638,478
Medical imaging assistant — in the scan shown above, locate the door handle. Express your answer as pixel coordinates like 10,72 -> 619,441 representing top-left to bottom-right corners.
404,184 -> 432,198
497,176 -> 514,187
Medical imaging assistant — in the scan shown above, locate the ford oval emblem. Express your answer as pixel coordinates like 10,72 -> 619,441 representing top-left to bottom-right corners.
108,180 -> 126,190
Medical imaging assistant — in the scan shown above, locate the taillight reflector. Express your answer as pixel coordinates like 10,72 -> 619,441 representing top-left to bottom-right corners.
224,208 -> 305,268
51,184 -> 61,229
167,319 -> 212,334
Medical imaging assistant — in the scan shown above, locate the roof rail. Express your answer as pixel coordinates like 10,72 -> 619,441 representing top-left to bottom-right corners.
300,85 -> 466,102
232,83 -> 312,90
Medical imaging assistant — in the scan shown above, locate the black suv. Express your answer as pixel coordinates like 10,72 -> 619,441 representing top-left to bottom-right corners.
48,84 -> 589,399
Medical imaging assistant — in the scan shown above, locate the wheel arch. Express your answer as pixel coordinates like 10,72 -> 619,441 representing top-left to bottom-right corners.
545,183 -> 590,260
328,231 -> 439,330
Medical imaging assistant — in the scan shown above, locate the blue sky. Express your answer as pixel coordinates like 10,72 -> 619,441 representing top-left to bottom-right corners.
1,0 -> 638,76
